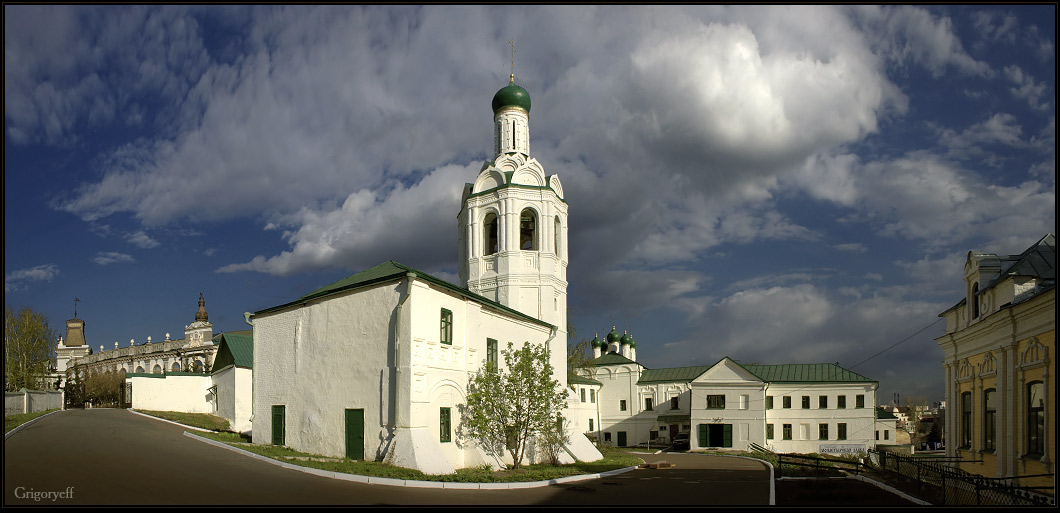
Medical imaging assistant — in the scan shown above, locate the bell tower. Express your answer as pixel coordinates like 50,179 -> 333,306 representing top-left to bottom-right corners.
458,74 -> 568,363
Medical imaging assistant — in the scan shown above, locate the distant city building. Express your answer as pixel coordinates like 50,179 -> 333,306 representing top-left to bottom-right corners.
936,234 -> 1054,495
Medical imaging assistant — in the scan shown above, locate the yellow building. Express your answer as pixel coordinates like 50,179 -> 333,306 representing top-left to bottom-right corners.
936,234 -> 1055,498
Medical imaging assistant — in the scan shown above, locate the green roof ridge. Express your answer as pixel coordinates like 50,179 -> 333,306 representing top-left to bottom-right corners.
254,260 -> 553,330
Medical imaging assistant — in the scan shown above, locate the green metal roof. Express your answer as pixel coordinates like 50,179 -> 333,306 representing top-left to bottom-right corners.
211,331 -> 253,372
737,362 -> 875,383
253,260 -> 553,330
638,365 -> 712,384
590,352 -> 641,367
876,407 -> 898,420
657,414 -> 691,423
492,76 -> 531,113
568,372 -> 601,386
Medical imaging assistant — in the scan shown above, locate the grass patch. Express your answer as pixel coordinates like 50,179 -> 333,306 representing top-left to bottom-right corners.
138,410 -> 231,432
196,435 -> 642,482
195,430 -> 252,443
4,409 -> 59,434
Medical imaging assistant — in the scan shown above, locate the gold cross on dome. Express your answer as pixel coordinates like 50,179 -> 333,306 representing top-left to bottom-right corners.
509,39 -> 516,79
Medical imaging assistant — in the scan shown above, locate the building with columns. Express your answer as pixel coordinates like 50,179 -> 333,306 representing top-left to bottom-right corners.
63,294 -> 220,381
250,74 -> 600,474
936,234 -> 1055,497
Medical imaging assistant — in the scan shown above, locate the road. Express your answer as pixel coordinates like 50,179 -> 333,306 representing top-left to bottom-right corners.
4,409 -> 772,505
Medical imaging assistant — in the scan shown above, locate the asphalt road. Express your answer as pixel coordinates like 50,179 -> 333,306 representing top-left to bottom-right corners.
4,409 -> 772,506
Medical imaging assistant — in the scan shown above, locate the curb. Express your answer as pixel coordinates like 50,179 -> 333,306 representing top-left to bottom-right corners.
128,408 -> 216,432
183,430 -> 639,489
4,409 -> 64,440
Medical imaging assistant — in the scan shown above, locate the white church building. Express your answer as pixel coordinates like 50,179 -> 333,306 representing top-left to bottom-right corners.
570,329 -> 881,455
250,75 -> 601,474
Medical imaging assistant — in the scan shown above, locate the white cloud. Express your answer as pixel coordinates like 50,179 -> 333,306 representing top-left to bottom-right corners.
657,280 -> 949,399
833,242 -> 868,253
972,10 -> 1019,45
4,264 -> 60,292
92,252 -> 136,265
217,162 -> 472,276
4,6 -> 209,145
853,5 -> 993,77
1004,65 -> 1049,111
126,230 -> 160,248
784,151 -> 1055,250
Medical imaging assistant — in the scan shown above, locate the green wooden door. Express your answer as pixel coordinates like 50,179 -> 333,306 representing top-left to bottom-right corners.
617,431 -> 627,447
271,405 -> 285,446
345,409 -> 364,460
698,424 -> 708,447
722,424 -> 733,448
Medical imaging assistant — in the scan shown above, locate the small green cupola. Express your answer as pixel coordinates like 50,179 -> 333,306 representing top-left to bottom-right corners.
606,326 -> 621,345
591,334 -> 604,348
620,331 -> 632,346
492,74 -> 531,113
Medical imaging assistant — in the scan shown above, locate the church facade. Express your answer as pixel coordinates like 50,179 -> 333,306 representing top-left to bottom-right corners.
250,75 -> 601,474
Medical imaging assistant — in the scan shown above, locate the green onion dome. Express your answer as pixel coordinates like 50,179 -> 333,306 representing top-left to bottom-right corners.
627,334 -> 636,348
620,332 -> 632,346
606,326 -> 621,344
591,335 -> 603,348
492,74 -> 531,113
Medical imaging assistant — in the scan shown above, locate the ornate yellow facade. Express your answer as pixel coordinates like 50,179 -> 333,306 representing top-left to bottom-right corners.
937,234 -> 1055,497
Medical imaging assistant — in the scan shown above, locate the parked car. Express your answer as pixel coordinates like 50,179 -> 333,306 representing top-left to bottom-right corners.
671,433 -> 690,451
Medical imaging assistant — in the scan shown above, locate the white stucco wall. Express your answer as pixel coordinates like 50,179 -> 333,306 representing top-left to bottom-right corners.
253,280 -> 401,463
129,374 -> 214,413
689,361 -> 770,451
252,274 -> 599,474
213,366 -> 253,433
763,383 -> 877,455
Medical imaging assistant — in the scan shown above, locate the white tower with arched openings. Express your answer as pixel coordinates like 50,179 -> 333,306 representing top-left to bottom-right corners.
458,74 -> 568,379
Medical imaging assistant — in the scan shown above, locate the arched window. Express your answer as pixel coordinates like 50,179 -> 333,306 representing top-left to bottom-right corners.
153,364 -> 162,374
135,366 -> 145,373
193,360 -> 204,373
971,283 -> 980,318
172,362 -> 181,372
484,213 -> 499,256
554,216 -> 561,256
520,208 -> 537,250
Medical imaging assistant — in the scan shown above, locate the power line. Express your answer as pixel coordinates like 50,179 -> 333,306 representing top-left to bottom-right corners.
849,317 -> 944,370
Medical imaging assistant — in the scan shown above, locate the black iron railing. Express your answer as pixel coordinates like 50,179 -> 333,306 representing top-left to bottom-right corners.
869,448 -> 1054,506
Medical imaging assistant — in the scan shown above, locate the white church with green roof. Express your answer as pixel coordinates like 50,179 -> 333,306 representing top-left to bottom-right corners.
568,328 -> 880,454
249,75 -> 601,474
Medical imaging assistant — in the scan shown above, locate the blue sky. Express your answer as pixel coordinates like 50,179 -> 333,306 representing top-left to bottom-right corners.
4,5 -> 1055,404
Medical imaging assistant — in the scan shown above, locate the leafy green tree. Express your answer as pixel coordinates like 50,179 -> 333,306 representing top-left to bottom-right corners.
85,369 -> 124,407
4,306 -> 57,391
461,341 -> 567,468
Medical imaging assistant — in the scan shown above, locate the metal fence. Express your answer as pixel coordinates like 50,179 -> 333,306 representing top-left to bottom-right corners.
869,449 -> 1054,506
777,453 -> 865,478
